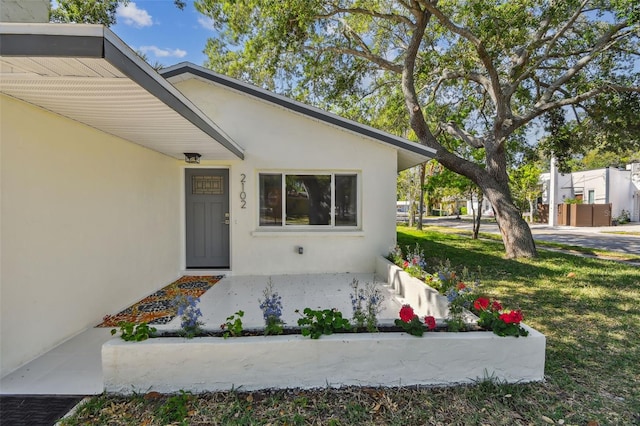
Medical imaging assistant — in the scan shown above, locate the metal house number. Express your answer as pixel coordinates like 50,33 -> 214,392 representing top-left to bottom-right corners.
240,174 -> 247,209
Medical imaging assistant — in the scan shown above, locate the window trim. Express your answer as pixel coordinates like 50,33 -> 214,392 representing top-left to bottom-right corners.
257,171 -> 361,230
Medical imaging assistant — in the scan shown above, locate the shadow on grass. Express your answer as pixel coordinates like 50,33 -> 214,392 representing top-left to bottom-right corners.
397,227 -> 640,421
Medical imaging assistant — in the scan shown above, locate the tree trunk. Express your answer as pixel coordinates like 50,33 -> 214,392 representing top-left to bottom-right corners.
482,184 -> 536,258
473,191 -> 483,239
528,199 -> 534,223
399,16 -> 537,258
417,163 -> 426,230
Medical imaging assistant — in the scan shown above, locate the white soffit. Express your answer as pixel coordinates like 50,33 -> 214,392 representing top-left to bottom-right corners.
0,24 -> 244,161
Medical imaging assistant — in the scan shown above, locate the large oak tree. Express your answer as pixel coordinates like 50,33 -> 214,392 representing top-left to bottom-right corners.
196,0 -> 639,258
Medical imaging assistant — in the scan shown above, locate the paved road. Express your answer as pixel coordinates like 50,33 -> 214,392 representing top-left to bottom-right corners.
422,218 -> 640,255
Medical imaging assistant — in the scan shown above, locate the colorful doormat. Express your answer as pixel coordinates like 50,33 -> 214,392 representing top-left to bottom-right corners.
97,275 -> 222,327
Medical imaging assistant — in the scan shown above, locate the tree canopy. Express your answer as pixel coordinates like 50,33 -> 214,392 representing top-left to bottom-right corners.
50,0 -> 186,26
195,0 -> 639,258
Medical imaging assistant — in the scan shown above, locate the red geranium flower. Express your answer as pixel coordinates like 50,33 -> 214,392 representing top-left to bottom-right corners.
424,316 -> 437,330
403,261 -> 409,269
473,297 -> 490,311
499,310 -> 524,324
491,301 -> 503,311
399,304 -> 415,323
456,282 -> 466,290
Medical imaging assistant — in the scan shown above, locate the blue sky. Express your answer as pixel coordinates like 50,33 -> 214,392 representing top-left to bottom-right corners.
112,1 -> 216,67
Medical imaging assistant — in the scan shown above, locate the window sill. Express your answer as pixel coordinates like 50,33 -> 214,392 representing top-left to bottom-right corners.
251,229 -> 365,238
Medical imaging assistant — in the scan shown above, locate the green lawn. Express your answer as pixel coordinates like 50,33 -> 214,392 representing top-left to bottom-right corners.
62,228 -> 640,426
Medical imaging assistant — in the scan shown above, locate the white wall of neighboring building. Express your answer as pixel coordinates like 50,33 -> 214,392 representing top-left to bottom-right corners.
541,166 -> 636,222
609,168 -> 634,218
630,163 -> 640,222
569,169 -> 608,204
0,95 -> 182,376
173,78 -> 398,275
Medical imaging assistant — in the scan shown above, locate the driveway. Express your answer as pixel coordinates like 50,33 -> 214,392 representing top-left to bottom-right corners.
421,217 -> 640,255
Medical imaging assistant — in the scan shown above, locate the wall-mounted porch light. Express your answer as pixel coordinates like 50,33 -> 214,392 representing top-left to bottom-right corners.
184,153 -> 201,164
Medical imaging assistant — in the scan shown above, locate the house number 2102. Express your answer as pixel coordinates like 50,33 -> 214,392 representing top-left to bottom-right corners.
240,174 -> 247,209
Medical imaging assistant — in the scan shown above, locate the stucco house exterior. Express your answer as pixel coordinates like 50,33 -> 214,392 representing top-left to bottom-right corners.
0,23 -> 434,377
541,164 -> 640,222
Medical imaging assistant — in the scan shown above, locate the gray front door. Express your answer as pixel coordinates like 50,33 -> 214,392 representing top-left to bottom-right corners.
185,169 -> 230,268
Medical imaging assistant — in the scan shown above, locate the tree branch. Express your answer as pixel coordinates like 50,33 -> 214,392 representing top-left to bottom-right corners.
317,6 -> 415,27
420,1 -> 505,127
538,21 -> 630,106
440,122 -> 485,148
320,46 -> 402,73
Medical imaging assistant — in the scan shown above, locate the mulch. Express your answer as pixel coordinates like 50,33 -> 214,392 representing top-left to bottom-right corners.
0,395 -> 84,426
97,275 -> 222,327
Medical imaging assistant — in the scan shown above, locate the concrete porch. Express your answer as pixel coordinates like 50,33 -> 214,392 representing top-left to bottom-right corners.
0,272 -> 401,395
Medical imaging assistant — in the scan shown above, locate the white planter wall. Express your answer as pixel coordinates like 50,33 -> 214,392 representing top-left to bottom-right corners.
103,324 -> 545,394
103,257 -> 545,393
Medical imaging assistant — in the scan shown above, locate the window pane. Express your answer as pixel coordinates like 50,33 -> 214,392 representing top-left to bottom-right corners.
259,174 -> 282,226
286,175 -> 331,225
335,175 -> 357,226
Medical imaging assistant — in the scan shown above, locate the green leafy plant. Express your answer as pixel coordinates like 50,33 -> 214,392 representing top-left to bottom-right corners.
111,321 -> 156,341
221,310 -> 244,338
156,390 -> 192,425
472,297 -> 529,337
616,209 -> 631,224
297,308 -> 351,339
349,278 -> 384,332
394,304 -> 436,337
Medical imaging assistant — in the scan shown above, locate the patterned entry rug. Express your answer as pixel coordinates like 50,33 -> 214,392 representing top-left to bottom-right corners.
97,275 -> 222,327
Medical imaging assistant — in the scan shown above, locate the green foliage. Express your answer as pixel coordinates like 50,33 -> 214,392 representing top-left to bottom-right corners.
194,0 -> 639,258
51,0 -> 185,26
297,308 -> 351,339
509,162 -> 542,219
394,316 -> 427,337
476,308 -> 529,338
156,390 -> 192,425
110,321 -> 156,342
221,310 -> 244,338
564,198 -> 583,205
616,209 -> 631,224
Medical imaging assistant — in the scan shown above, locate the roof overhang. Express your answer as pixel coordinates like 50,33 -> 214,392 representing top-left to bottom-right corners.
161,63 -> 436,171
0,23 -> 244,161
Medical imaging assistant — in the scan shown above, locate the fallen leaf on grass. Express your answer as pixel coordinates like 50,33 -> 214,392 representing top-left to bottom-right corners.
567,272 -> 576,278
143,391 -> 162,400
541,415 -> 555,424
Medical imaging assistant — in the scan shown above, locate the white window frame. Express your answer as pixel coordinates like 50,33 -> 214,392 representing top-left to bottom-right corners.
257,171 -> 361,229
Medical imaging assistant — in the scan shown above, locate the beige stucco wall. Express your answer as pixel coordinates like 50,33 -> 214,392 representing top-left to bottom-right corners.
0,95 -> 182,376
175,78 -> 398,275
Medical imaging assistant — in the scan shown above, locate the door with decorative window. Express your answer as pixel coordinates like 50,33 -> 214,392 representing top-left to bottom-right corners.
185,169 -> 230,268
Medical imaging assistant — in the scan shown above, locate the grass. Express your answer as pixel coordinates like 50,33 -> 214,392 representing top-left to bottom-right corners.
427,224 -> 640,263
603,230 -> 640,236
61,227 -> 640,426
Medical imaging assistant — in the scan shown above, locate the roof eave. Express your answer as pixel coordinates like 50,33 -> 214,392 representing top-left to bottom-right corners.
0,23 -> 245,161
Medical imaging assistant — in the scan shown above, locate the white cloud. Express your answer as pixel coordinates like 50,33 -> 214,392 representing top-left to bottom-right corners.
139,45 -> 187,59
117,2 -> 153,28
198,16 -> 215,30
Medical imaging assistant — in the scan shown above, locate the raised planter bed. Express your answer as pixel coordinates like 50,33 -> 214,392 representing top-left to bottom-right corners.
102,258 -> 546,394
